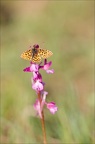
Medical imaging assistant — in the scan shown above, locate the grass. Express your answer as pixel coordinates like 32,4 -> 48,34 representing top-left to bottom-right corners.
1,1 -> 94,143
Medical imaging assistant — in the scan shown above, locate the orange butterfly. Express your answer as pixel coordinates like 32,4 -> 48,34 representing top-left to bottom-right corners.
21,44 -> 53,63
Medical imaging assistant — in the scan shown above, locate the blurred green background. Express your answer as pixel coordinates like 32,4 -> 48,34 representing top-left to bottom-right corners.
1,1 -> 94,143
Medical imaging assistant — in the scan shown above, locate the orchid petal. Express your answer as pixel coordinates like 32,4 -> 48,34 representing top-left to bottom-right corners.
46,69 -> 54,74
47,102 -> 58,114
23,67 -> 31,72
32,81 -> 44,91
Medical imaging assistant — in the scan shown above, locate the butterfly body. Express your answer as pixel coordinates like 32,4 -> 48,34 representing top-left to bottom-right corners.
21,45 -> 53,63
32,47 -> 38,58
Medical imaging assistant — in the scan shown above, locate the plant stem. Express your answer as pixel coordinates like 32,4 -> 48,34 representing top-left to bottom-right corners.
38,91 -> 47,144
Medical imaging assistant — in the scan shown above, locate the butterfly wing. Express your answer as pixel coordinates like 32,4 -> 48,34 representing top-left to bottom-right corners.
32,53 -> 41,63
21,49 -> 32,61
21,48 -> 53,62
21,49 -> 41,62
38,49 -> 53,59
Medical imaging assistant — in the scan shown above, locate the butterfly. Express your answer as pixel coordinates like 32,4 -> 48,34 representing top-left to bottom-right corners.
21,44 -> 53,63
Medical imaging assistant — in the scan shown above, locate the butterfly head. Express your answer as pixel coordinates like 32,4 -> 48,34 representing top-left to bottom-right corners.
33,44 -> 39,49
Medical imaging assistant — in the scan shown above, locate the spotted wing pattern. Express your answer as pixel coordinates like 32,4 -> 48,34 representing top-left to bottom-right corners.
32,53 -> 41,63
38,49 -> 53,58
21,49 -> 41,62
21,48 -> 53,63
21,49 -> 32,61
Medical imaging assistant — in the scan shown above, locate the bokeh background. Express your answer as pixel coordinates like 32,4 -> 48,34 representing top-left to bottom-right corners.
1,1 -> 94,143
